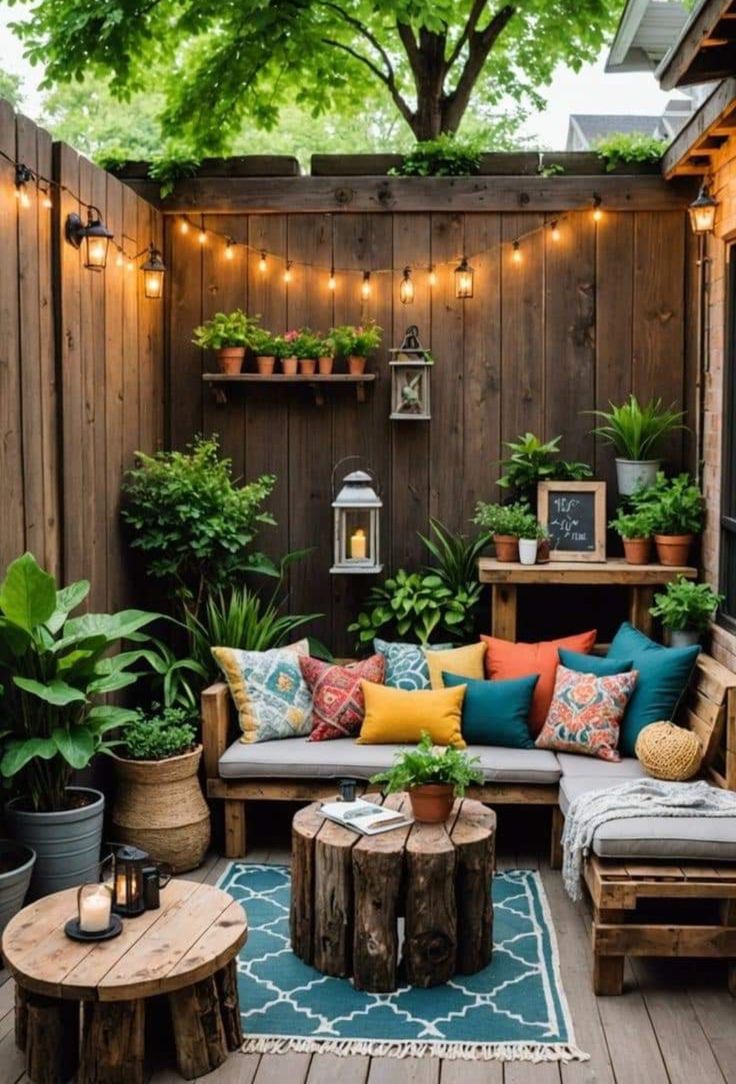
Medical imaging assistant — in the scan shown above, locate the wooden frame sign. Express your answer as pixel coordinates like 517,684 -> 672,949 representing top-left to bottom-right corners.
537,481 -> 606,562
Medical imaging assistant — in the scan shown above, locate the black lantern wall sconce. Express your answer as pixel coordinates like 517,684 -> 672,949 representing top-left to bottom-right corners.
65,206 -> 114,271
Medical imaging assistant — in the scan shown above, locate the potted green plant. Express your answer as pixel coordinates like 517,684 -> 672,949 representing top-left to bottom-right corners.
589,395 -> 686,496
317,332 -> 336,375
631,472 -> 704,566
0,553 -> 157,898
472,501 -> 537,562
290,329 -> 323,375
249,327 -> 283,376
192,309 -> 258,374
609,506 -> 655,565
329,320 -> 382,374
518,520 -> 542,566
370,732 -> 483,823
111,706 -> 210,873
497,433 -> 592,507
650,576 -> 723,647
281,329 -> 301,375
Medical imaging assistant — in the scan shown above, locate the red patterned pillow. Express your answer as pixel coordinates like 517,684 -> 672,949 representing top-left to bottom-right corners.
535,664 -> 638,762
300,655 -> 385,741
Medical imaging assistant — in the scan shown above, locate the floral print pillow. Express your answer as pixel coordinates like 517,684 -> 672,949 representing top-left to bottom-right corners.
535,664 -> 638,762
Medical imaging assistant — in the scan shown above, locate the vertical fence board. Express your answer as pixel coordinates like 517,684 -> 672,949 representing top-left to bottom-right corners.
168,214 -> 203,449
105,174 -> 125,611
500,213 -> 545,450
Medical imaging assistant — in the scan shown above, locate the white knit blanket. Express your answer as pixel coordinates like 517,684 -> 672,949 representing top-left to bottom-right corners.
562,778 -> 736,900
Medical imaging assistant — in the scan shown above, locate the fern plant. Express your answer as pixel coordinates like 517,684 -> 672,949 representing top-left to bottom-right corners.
370,733 -> 483,795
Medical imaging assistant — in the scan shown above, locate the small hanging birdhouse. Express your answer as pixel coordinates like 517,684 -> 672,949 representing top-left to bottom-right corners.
389,325 -> 432,421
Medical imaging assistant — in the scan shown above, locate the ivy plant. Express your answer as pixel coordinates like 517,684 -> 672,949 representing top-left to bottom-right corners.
595,133 -> 667,172
392,134 -> 483,177
370,733 -> 483,795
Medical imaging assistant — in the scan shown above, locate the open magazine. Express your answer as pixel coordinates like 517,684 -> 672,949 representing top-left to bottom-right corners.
320,797 -> 413,836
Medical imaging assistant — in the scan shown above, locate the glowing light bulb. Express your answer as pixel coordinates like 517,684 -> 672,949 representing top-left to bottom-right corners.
328,269 -> 336,291
225,240 -> 235,261
512,241 -> 522,265
592,196 -> 603,223
17,188 -> 31,208
361,271 -> 371,299
41,191 -> 53,209
428,267 -> 437,287
198,229 -> 206,245
399,267 -> 414,305
284,261 -> 293,284
116,252 -> 124,268
258,252 -> 267,273
127,259 -> 135,273
550,221 -> 560,242
179,219 -> 189,235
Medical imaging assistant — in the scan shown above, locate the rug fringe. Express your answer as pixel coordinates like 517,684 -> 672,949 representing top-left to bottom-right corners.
241,1037 -> 590,1062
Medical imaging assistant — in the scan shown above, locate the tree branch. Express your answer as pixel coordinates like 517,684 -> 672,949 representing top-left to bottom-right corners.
321,38 -> 415,127
445,0 -> 489,70
396,20 -> 424,84
316,1 -> 396,83
444,3 -> 515,127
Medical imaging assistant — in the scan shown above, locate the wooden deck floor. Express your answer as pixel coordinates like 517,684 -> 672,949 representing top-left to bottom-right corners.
1,806 -> 735,1084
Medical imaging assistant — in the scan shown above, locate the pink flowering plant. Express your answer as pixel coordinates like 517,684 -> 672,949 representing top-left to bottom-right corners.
328,320 -> 382,359
283,328 -> 322,359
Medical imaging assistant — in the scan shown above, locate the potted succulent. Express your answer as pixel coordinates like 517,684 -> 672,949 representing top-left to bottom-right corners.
631,472 -> 704,566
370,732 -> 483,823
0,553 -> 157,898
650,577 -> 723,647
111,705 -> 210,874
472,501 -> 538,562
609,506 -> 655,565
192,309 -> 259,374
589,395 -> 686,496
329,320 -> 382,374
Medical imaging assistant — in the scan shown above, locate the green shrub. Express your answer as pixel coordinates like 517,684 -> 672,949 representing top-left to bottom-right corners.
608,507 -> 655,540
630,472 -> 704,536
370,733 -> 483,794
472,500 -> 538,538
497,433 -> 592,502
650,577 -> 723,633
589,395 -> 685,460
595,133 -> 667,172
192,310 -> 262,351
123,705 -> 197,761
392,134 -> 483,177
328,321 -> 382,357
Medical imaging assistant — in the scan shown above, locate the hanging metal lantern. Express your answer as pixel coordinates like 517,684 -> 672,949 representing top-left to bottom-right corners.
112,845 -> 147,917
65,206 -> 113,271
390,325 -> 432,421
688,183 -> 718,235
330,467 -> 383,574
454,257 -> 474,299
141,244 -> 166,299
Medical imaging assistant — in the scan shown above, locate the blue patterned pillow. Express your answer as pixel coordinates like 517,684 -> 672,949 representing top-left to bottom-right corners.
212,641 -> 313,743
374,639 -> 453,691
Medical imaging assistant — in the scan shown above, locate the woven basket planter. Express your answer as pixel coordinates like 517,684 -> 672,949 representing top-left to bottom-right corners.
111,746 -> 211,873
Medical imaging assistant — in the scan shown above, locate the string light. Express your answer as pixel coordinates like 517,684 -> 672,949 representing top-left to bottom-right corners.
284,260 -> 293,284
454,257 -> 474,299
116,253 -> 124,268
328,267 -> 336,291
258,251 -> 268,273
428,266 -> 437,287
127,259 -> 135,272
512,240 -> 522,265
41,190 -> 53,210
399,266 -> 415,305
198,228 -> 206,245
179,219 -> 189,235
361,271 -> 372,299
592,195 -> 603,223
550,220 -> 560,242
14,164 -> 32,208
225,238 -> 235,261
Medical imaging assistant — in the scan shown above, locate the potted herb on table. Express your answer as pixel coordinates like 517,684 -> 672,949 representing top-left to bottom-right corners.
370,733 -> 483,823
631,472 -> 704,566
192,309 -> 260,374
472,501 -> 538,562
589,395 -> 686,497
609,507 -> 655,565
329,320 -> 382,375
650,577 -> 723,647
0,553 -> 157,898
111,706 -> 210,873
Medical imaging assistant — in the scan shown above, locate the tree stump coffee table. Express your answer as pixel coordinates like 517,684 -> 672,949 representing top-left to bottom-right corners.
291,793 -> 495,992
2,879 -> 247,1084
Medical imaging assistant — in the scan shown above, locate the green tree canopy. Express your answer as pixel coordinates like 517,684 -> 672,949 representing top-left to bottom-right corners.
0,68 -> 23,109
12,0 -> 618,148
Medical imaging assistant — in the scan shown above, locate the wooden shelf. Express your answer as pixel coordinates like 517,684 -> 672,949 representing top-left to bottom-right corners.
202,372 -> 376,406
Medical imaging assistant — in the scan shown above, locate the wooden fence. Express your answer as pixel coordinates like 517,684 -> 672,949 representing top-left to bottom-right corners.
165,173 -> 698,652
0,101 -> 165,612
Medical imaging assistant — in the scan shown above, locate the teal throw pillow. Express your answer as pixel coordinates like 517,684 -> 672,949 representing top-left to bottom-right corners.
443,671 -> 539,748
607,622 -> 699,756
558,648 -> 633,678
374,639 -> 452,691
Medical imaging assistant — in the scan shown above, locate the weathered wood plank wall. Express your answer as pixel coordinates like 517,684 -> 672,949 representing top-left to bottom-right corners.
0,101 -> 165,609
166,187 -> 695,653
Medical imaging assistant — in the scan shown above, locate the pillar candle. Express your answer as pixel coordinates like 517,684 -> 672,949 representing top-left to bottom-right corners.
79,887 -> 112,933
350,528 -> 367,560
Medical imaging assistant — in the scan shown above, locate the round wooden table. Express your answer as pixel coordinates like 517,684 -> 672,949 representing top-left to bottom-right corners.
2,879 -> 247,1084
291,793 -> 495,992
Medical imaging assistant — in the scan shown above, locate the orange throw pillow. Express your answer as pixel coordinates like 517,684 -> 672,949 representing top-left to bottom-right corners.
481,631 -> 597,735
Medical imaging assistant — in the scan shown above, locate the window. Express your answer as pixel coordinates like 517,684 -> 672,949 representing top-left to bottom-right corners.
720,245 -> 736,630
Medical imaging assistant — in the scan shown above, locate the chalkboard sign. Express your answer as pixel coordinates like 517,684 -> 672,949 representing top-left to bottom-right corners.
537,481 -> 606,562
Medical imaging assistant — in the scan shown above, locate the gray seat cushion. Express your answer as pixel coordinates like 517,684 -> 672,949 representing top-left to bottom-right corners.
560,774 -> 736,862
219,738 -> 560,784
555,753 -> 646,780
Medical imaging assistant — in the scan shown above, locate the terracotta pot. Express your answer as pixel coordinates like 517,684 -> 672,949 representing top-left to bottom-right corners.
216,346 -> 245,374
623,537 -> 652,565
537,538 -> 551,564
348,355 -> 367,375
654,533 -> 693,567
299,358 -> 317,376
318,355 -> 334,375
256,355 -> 275,376
494,534 -> 519,562
111,746 -> 211,874
281,356 -> 298,375
408,784 -> 455,824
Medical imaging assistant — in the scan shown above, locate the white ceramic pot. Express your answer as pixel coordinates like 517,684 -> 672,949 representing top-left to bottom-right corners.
615,458 -> 660,497
518,538 -> 538,565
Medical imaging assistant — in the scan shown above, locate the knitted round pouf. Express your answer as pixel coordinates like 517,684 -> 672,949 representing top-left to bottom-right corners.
635,721 -> 702,781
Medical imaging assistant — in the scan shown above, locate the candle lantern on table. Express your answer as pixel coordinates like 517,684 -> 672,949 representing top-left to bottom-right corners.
112,845 -> 147,917
389,325 -> 432,421
78,883 -> 113,932
330,463 -> 383,574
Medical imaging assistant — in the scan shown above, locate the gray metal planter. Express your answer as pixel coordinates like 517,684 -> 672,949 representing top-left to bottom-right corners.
5,787 -> 105,900
615,458 -> 660,497
0,841 -> 35,937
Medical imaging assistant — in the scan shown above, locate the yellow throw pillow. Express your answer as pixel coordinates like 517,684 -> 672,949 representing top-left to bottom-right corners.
425,641 -> 486,690
357,681 -> 467,748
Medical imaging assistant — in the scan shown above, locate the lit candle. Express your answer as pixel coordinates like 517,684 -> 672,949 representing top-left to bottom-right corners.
115,872 -> 128,906
79,886 -> 112,933
350,528 -> 367,560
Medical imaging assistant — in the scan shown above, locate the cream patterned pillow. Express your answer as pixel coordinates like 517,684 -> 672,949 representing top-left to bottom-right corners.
212,640 -> 312,744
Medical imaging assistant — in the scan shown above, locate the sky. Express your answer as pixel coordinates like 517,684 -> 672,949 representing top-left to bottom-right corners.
0,1 -> 682,149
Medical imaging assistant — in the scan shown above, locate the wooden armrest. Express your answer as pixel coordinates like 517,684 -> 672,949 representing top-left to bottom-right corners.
201,682 -> 233,780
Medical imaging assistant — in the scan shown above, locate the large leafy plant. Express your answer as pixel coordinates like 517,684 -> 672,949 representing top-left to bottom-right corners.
192,310 -> 262,351
0,553 -> 157,812
497,433 -> 592,503
121,435 -> 276,616
370,733 -> 483,795
650,577 -> 723,633
630,472 -> 704,536
589,395 -> 686,460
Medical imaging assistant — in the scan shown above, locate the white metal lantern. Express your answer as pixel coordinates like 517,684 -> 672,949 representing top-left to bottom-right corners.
389,325 -> 432,421
330,468 -> 383,574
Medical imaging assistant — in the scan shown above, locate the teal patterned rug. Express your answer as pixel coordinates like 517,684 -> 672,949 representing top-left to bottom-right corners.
218,863 -> 587,1063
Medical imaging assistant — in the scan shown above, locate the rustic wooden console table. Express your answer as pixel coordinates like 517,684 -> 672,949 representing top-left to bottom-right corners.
477,558 -> 697,641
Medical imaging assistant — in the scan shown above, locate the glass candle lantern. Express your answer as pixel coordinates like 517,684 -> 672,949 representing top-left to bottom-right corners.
112,845 -> 148,916
454,257 -> 474,299
688,183 -> 718,235
141,245 -> 166,298
330,469 -> 383,575
65,207 -> 113,271
78,882 -> 113,933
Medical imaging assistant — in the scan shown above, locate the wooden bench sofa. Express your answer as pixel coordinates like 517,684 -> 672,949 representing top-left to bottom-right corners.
202,651 -> 736,993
